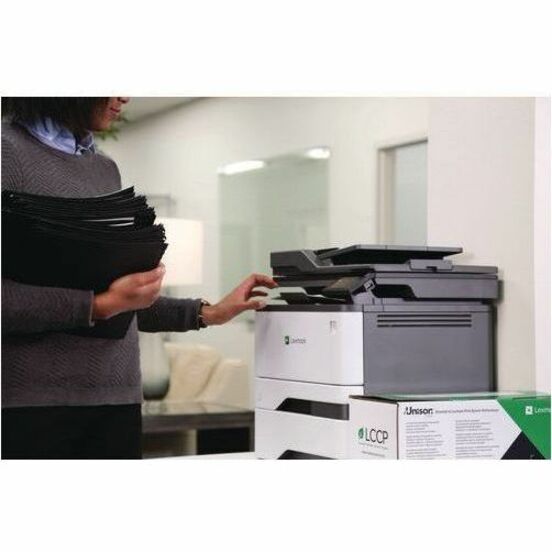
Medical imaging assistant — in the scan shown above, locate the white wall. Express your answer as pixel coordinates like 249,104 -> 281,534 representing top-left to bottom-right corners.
533,98 -> 551,392
427,98 -> 542,391
102,97 -> 429,400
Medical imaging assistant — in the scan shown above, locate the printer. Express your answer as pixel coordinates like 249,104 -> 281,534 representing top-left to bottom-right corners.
254,245 -> 499,459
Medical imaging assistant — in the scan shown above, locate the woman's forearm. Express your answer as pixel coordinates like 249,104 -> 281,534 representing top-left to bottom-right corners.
136,296 -> 203,332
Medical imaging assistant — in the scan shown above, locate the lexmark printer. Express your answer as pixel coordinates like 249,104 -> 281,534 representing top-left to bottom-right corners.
254,245 -> 499,459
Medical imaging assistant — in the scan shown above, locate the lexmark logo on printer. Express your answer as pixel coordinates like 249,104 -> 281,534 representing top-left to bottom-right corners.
284,335 -> 307,345
404,406 -> 434,415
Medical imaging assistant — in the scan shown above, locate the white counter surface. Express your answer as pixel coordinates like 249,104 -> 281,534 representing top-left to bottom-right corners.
174,452 -> 256,460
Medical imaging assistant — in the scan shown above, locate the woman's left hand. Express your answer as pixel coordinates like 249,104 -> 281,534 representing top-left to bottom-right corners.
200,273 -> 278,326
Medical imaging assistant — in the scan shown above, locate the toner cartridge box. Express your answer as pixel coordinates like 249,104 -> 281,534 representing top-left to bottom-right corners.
349,392 -> 550,459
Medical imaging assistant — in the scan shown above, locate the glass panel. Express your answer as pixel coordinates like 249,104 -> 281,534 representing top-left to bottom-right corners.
219,150 -> 330,296
391,141 -> 427,245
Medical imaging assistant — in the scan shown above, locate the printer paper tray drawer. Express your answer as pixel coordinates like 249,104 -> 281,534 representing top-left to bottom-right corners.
256,377 -> 362,411
255,408 -> 349,459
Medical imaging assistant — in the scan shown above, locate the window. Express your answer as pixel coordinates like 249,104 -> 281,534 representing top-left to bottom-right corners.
378,139 -> 428,245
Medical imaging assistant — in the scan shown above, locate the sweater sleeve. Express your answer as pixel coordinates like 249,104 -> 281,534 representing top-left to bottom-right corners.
2,132 -> 24,192
137,296 -> 203,333
1,279 -> 95,335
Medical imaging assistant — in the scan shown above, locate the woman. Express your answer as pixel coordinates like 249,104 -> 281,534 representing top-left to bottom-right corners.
1,97 -> 276,459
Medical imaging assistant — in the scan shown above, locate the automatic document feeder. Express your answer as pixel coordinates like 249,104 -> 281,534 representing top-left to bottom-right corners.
254,245 -> 499,459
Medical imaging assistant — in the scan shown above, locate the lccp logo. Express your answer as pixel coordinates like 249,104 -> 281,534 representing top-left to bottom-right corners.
284,335 -> 307,345
358,427 -> 389,445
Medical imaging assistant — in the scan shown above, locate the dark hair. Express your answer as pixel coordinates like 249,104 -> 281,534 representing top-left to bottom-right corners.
2,97 -> 108,136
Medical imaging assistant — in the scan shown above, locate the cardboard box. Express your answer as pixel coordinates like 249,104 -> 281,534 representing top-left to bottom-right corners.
349,392 -> 550,459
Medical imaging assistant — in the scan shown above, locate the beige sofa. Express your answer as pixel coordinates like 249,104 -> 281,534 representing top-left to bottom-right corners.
163,342 -> 249,409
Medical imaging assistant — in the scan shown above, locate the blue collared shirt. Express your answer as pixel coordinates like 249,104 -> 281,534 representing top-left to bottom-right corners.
21,117 -> 96,156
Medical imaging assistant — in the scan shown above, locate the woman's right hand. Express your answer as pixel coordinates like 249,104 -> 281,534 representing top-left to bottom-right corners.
92,264 -> 165,320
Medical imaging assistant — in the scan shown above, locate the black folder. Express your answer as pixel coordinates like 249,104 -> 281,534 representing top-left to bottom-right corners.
2,187 -> 168,339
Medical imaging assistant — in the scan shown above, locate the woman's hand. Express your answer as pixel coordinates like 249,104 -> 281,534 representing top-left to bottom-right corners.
200,273 -> 278,326
92,264 -> 166,320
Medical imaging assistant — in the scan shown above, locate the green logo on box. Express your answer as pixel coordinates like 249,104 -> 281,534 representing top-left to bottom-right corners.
284,336 -> 290,345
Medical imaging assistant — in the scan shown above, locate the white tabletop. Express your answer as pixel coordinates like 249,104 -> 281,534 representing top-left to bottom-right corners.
171,452 -> 257,460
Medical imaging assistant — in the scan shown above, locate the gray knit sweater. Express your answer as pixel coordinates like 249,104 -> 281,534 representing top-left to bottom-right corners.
1,122 -> 202,408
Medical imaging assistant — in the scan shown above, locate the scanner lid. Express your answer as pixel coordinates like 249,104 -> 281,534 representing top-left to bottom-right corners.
271,244 -> 497,276
316,244 -> 462,265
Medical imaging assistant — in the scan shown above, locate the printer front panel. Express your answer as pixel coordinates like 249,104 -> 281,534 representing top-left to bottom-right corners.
254,310 -> 364,385
362,307 -> 494,394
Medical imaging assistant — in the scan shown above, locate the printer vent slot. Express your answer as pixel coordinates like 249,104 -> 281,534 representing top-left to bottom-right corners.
377,313 -> 472,328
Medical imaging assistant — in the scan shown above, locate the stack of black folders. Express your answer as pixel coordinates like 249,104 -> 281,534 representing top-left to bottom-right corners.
2,187 -> 167,339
